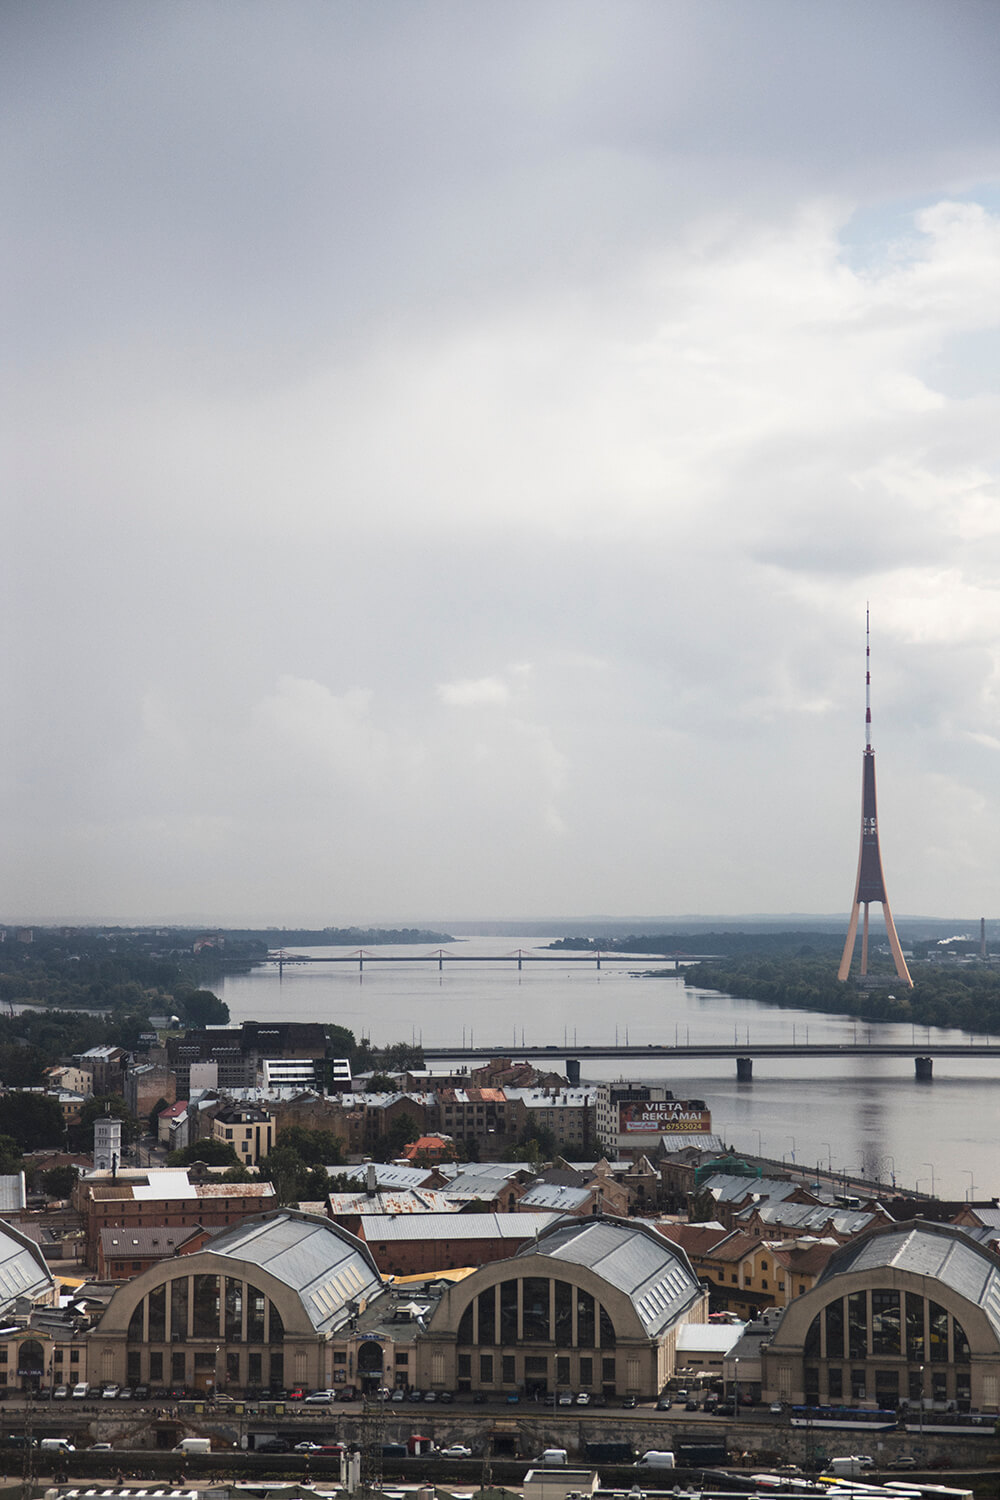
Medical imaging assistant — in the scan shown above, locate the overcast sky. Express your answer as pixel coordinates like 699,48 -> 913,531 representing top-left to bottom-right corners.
4,1 -> 1000,927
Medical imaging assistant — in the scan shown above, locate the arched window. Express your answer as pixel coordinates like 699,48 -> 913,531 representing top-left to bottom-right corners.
523,1278 -> 550,1342
598,1303 -> 616,1348
17,1340 -> 44,1376
458,1303 -> 473,1345
953,1315 -> 970,1364
268,1301 -> 284,1343
127,1302 -> 144,1343
804,1311 -> 822,1359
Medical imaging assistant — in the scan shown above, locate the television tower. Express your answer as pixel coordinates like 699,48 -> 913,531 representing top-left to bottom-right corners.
838,610 -> 913,988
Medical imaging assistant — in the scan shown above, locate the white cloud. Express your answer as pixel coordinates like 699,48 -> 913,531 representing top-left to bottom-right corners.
437,676 -> 512,707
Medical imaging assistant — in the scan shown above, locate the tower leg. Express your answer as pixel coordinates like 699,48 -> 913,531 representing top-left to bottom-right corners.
838,903 -> 861,982
881,899 -> 913,987
861,903 -> 870,976
736,1057 -> 753,1081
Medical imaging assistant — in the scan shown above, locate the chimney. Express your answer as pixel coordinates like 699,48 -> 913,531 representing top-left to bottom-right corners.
365,1159 -> 376,1197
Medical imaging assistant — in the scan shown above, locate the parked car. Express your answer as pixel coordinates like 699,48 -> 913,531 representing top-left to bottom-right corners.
656,1394 -> 672,1410
576,1392 -> 590,1405
685,1398 -> 700,1410
423,1390 -> 437,1402
334,1387 -> 358,1402
558,1391 -> 574,1406
889,1457 -> 917,1470
256,1439 -> 291,1454
289,1387 -> 307,1400
102,1384 -> 120,1400
440,1444 -> 472,1459
133,1385 -> 150,1401
391,1389 -> 405,1402
438,1390 -> 453,1403
294,1441 -> 322,1452
770,1402 -> 784,1414
304,1390 -> 334,1404
53,1387 -> 68,1400
407,1389 -> 423,1403
621,1394 -> 638,1408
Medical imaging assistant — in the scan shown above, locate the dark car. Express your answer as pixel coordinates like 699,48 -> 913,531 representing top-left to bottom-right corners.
334,1387 -> 357,1402
472,1392 -> 488,1404
256,1438 -> 291,1454
133,1385 -> 150,1401
656,1394 -> 672,1410
438,1390 -> 453,1403
590,1393 -> 608,1408
685,1398 -> 700,1410
621,1394 -> 638,1408
714,1400 -> 736,1415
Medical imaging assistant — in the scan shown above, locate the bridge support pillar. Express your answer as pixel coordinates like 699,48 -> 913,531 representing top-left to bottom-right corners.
915,1055 -> 933,1081
736,1056 -> 753,1081
566,1059 -> 581,1087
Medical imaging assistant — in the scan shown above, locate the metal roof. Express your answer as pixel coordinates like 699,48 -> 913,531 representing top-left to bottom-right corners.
357,1212 -> 562,1243
819,1221 -> 1000,1340
519,1184 -> 591,1211
0,1217 -> 54,1311
205,1210 -> 384,1333
701,1173 -> 801,1204
517,1217 -> 703,1337
0,1174 -> 26,1214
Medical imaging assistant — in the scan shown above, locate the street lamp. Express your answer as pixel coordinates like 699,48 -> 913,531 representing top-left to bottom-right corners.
787,1136 -> 796,1163
755,1129 -> 763,1158
965,1170 -> 976,1201
734,1357 -> 740,1418
918,1364 -> 924,1435
821,1143 -> 832,1174
923,1163 -> 936,1197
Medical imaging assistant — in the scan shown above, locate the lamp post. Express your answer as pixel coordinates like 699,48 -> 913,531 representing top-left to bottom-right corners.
734,1357 -> 740,1419
918,1364 -> 924,1435
965,1170 -> 976,1202
821,1143 -> 832,1174
923,1162 -> 936,1197
755,1130 -> 763,1159
786,1136 -> 796,1163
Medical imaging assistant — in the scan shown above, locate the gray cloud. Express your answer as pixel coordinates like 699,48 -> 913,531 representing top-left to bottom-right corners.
3,0 -> 1000,923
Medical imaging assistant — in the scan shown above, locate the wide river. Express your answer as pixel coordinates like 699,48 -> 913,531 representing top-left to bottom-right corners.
211,937 -> 1000,1203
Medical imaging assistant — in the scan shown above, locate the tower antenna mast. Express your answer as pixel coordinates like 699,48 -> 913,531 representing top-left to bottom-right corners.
838,608 -> 913,987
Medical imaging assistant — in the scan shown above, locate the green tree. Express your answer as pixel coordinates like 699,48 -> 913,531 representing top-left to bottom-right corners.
261,1144 -> 310,1205
42,1164 -> 78,1197
278,1127 -> 345,1166
167,1139 -> 240,1167
303,1164 -> 330,1201
0,1092 -> 65,1151
366,1074 -> 396,1093
0,1133 -> 23,1175
222,1162 -> 254,1182
174,988 -> 230,1027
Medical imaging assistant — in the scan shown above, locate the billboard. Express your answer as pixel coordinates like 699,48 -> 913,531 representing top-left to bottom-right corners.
619,1100 -> 712,1134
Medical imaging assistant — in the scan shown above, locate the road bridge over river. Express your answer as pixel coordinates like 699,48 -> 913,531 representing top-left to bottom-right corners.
421,1040 -> 1000,1080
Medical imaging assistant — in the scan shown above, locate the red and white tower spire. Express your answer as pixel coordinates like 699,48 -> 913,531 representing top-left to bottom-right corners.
838,609 -> 913,987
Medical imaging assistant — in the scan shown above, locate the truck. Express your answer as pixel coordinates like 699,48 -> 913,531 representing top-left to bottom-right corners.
675,1441 -> 728,1468
585,1442 -> 636,1464
40,1439 -> 76,1454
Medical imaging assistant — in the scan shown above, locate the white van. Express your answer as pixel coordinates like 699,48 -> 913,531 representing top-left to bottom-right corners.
636,1451 -> 676,1469
40,1438 -> 76,1453
540,1449 -> 568,1466
825,1457 -> 875,1479
174,1437 -> 212,1455
71,1382 -> 90,1399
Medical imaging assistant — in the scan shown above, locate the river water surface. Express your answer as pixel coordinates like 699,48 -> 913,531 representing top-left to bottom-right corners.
210,936 -> 1000,1203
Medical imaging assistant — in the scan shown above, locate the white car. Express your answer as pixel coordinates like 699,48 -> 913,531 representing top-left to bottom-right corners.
576,1392 -> 591,1405
294,1441 -> 323,1452
304,1390 -> 334,1404
440,1444 -> 472,1459
558,1391 -> 573,1405
102,1384 -> 120,1399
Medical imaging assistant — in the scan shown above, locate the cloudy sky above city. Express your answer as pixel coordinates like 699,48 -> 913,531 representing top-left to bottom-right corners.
4,1 -> 1000,927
